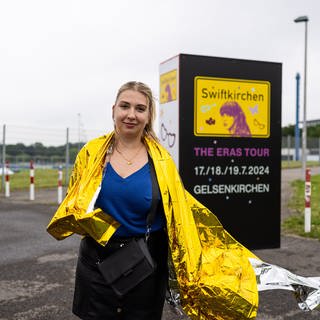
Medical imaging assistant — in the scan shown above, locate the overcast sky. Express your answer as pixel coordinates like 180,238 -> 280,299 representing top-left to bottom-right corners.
0,0 -> 319,144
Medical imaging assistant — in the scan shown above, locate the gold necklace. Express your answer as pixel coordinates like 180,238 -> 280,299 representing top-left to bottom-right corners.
115,144 -> 144,165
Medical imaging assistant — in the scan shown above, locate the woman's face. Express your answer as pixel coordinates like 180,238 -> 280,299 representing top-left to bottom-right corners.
222,114 -> 234,129
113,89 -> 150,139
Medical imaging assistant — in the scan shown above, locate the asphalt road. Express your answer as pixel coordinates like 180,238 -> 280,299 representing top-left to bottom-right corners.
0,168 -> 319,319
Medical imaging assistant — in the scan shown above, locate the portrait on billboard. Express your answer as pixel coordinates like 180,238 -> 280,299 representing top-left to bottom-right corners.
194,76 -> 270,138
160,69 -> 177,104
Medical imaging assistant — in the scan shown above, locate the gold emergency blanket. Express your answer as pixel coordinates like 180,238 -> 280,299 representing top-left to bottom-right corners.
47,133 -> 259,319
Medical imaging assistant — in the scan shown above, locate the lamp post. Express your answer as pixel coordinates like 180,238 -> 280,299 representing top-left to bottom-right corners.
294,15 -> 309,177
295,73 -> 300,161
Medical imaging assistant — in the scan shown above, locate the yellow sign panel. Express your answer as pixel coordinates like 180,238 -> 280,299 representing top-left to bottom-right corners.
194,76 -> 270,138
160,69 -> 177,104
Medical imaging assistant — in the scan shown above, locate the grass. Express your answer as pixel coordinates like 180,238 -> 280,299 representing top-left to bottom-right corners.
283,174 -> 320,239
281,160 -> 320,169
0,168 -> 70,191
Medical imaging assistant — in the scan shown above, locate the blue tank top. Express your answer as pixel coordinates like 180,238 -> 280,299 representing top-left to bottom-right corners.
95,161 -> 165,237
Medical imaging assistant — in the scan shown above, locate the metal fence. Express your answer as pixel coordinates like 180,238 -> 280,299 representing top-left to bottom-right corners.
2,124 -> 320,172
1,123 -> 107,146
1,124 -> 108,188
282,136 -> 320,162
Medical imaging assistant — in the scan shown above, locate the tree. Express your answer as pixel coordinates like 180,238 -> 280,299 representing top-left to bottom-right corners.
282,125 -> 296,137
282,124 -> 320,138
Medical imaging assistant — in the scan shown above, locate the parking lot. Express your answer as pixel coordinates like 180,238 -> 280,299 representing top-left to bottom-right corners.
0,168 -> 319,319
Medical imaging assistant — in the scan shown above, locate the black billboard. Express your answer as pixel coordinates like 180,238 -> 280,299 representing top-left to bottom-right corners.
176,54 -> 282,249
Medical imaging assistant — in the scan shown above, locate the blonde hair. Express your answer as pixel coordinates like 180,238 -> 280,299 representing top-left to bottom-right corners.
115,81 -> 158,141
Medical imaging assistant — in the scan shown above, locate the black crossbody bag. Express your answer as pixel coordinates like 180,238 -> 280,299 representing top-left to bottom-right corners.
97,157 -> 160,297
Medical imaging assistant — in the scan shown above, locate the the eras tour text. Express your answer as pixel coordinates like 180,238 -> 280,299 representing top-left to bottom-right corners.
193,147 -> 270,157
192,146 -> 271,196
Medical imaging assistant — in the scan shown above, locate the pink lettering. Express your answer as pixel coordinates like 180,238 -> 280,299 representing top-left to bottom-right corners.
194,147 -> 214,156
216,148 -> 242,157
244,148 -> 270,157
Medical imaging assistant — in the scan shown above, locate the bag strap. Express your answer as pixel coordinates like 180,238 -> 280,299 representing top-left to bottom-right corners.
145,154 -> 160,240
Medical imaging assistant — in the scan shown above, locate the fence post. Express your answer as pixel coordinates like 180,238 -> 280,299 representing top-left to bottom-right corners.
287,135 -> 291,165
58,165 -> 63,204
30,160 -> 35,200
65,128 -> 69,186
5,160 -> 10,197
2,124 -> 6,191
318,137 -> 320,163
304,168 -> 311,233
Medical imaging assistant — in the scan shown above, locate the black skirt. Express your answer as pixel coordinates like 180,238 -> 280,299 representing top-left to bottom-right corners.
72,229 -> 168,320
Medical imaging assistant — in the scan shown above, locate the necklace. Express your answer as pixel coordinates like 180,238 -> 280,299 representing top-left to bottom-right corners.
115,143 -> 144,165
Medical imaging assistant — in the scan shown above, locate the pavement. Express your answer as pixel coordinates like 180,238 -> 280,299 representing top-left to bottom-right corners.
0,167 -> 319,319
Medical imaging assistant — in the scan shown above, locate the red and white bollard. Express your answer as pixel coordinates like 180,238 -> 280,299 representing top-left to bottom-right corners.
58,165 -> 63,204
30,160 -> 35,201
304,168 -> 311,233
5,160 -> 10,198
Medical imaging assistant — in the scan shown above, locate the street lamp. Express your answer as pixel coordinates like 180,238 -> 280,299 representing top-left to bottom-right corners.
294,15 -> 309,177
295,73 -> 300,161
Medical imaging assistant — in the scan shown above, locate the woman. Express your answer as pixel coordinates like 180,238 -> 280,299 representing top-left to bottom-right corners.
47,81 -> 259,319
220,101 -> 251,137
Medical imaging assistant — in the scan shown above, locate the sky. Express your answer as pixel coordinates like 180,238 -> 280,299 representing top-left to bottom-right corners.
0,0 -> 319,145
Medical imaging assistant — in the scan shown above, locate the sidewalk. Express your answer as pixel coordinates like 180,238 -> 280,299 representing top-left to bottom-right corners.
0,187 -> 61,205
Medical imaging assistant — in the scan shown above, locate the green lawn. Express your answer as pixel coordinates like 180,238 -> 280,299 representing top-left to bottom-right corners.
281,160 -> 320,169
281,160 -> 320,238
283,174 -> 320,239
0,168 -> 69,190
